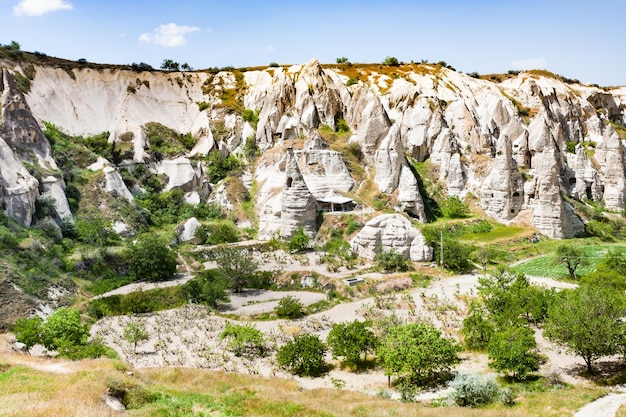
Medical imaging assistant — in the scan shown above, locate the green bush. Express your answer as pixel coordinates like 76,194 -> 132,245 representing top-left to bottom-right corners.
220,323 -> 266,358
126,233 -> 177,282
440,196 -> 470,218
447,373 -> 501,407
287,227 -> 311,253
274,295 -> 305,319
199,221 -> 240,245
375,249 -> 410,272
383,56 -> 400,66
336,118 -> 350,133
327,320 -> 377,366
277,333 -> 327,377
242,108 -> 260,129
181,270 -> 229,309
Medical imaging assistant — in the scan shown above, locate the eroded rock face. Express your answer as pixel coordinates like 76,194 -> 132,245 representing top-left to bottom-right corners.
103,167 -> 134,202
153,157 -> 210,197
350,213 -> 433,261
281,148 -> 317,239
176,217 -> 202,243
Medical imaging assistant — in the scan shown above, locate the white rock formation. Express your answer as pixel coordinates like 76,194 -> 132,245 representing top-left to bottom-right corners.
176,217 -> 202,243
103,167 -> 134,202
350,214 -> 433,261
281,148 -> 317,239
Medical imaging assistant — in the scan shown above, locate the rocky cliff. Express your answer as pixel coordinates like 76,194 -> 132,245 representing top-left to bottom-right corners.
1,56 -> 625,239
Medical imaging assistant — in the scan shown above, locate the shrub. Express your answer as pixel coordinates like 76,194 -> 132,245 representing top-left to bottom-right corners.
275,295 -> 304,319
277,333 -> 327,376
269,62 -> 279,67
375,249 -> 410,272
488,326 -> 539,380
327,320 -> 377,366
336,57 -> 350,64
287,227 -> 311,253
201,221 -> 240,245
126,233 -> 177,282
181,270 -> 229,309
447,373 -> 501,407
242,108 -> 260,129
440,196 -> 470,218
220,323 -> 266,358
336,118 -> 350,133
383,56 -> 400,66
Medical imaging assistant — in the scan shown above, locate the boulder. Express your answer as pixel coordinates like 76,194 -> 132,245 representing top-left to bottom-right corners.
350,213 -> 433,261
176,217 -> 202,243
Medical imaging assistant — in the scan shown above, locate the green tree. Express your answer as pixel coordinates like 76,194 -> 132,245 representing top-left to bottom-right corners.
76,212 -> 117,250
123,319 -> 149,353
126,233 -> 178,282
440,239 -> 474,273
580,248 -> 626,290
8,40 -> 21,51
383,56 -> 399,66
474,246 -> 494,271
551,244 -> 589,280
460,301 -> 495,350
277,333 -> 327,377
160,59 -> 180,71
287,227 -> 311,253
274,295 -> 304,319
488,326 -> 539,380
327,320 -> 377,366
378,323 -> 460,388
214,246 -> 258,293
220,323 -> 266,358
182,270 -> 229,309
544,284 -> 626,373
336,57 -> 350,64
13,316 -> 43,353
40,308 -> 90,353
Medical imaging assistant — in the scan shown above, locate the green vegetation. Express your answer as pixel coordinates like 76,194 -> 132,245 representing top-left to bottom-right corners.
488,326 -> 539,381
274,295 -> 305,319
220,323 -> 267,358
287,227 -> 311,253
375,248 -> 410,272
277,333 -> 328,377
181,270 -> 229,309
327,320 -> 377,367
551,243 -> 589,280
123,319 -> 149,352
447,373 -> 502,407
383,56 -> 400,66
440,196 -> 471,219
126,233 -> 177,282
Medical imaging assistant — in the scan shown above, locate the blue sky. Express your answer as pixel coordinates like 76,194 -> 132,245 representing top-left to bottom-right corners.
1,0 -> 625,86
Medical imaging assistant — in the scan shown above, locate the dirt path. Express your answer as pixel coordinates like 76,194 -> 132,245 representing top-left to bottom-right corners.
573,392 -> 626,417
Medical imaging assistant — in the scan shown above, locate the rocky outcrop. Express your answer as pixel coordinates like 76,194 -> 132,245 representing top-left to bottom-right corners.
153,157 -> 210,196
176,217 -> 202,243
103,167 -> 134,202
480,135 -> 524,220
281,148 -> 317,239
350,213 -> 433,261
298,135 -> 354,198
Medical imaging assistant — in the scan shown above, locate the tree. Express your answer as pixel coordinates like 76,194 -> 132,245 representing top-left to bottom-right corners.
220,323 -> 266,358
180,62 -> 193,71
274,295 -> 304,319
126,233 -> 178,282
474,246 -> 494,271
182,270 -> 229,309
441,239 -> 474,273
123,319 -> 149,353
327,320 -> 377,366
336,57 -> 350,64
460,301 -> 495,350
40,308 -> 90,353
214,246 -> 258,292
13,316 -> 43,353
383,56 -> 399,66
287,227 -> 310,253
488,326 -> 539,380
277,333 -> 327,377
8,41 -> 21,51
544,284 -> 626,373
378,323 -> 460,388
551,244 -> 588,280
160,59 -> 180,71
580,248 -> 626,291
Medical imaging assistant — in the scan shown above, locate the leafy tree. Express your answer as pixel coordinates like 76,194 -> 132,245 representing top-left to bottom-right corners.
327,320 -> 377,366
440,196 -> 470,218
180,62 -> 193,71
13,316 -> 43,353
378,323 -> 460,388
474,246 -> 494,271
127,233 -> 177,282
123,319 -> 149,353
551,244 -> 588,280
460,301 -> 494,350
277,333 -> 327,377
440,239 -> 474,273
198,221 -> 240,245
544,284 -> 626,373
383,56 -> 399,66
274,295 -> 304,319
40,308 -> 90,353
160,59 -> 180,71
336,57 -> 350,64
375,248 -> 410,272
76,212 -> 117,249
220,323 -> 266,358
580,248 -> 626,291
7,40 -> 20,51
181,270 -> 229,309
287,227 -> 311,253
488,326 -> 539,380
214,246 -> 258,293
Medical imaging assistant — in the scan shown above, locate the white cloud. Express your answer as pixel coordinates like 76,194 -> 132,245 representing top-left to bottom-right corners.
13,0 -> 73,16
511,57 -> 548,70
139,23 -> 200,47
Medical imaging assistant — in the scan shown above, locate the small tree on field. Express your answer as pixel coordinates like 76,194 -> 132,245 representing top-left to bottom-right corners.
327,320 -> 377,366
460,301 -> 494,350
220,323 -> 266,358
488,326 -> 539,380
378,323 -> 460,390
551,244 -> 588,280
123,319 -> 149,353
126,233 -> 177,282
274,295 -> 304,319
447,373 -> 501,407
277,333 -> 327,377
544,284 -> 626,373
40,308 -> 90,354
13,316 -> 43,353
214,246 -> 258,293
383,56 -> 399,66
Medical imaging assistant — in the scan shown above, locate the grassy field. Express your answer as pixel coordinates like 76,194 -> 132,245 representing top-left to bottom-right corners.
512,243 -> 626,279
0,348 -> 609,417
